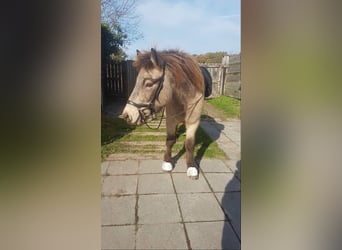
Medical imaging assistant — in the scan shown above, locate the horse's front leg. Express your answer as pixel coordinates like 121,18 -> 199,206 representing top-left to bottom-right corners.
185,121 -> 200,179
162,119 -> 178,172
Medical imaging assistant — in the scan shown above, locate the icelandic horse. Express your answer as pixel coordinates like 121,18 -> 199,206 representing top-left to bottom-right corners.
121,48 -> 205,179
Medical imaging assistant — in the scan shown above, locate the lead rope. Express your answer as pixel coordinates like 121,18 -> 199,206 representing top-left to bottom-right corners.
144,107 -> 165,130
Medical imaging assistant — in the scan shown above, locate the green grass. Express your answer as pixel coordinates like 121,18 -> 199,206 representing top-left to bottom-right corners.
173,124 -> 226,159
206,96 -> 240,118
101,114 -> 226,161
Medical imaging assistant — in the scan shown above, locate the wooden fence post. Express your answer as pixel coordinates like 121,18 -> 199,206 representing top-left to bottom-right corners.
220,66 -> 226,95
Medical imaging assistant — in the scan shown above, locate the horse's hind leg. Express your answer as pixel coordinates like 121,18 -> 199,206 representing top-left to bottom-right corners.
162,119 -> 177,171
185,121 -> 200,179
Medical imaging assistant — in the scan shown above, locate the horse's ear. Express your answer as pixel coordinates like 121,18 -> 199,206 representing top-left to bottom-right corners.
136,49 -> 140,55
150,48 -> 160,68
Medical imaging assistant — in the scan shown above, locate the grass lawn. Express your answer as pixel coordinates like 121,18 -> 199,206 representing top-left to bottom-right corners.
206,96 -> 240,118
101,114 -> 226,161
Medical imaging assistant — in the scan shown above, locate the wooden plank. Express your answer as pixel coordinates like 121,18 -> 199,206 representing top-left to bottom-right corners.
114,63 -> 118,94
228,64 -> 240,73
225,73 -> 241,82
118,63 -> 122,94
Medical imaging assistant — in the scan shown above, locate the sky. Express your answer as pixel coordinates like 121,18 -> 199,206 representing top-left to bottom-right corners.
125,0 -> 240,58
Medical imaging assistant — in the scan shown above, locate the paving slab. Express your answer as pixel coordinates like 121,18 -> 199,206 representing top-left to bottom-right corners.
217,142 -> 240,160
138,159 -> 164,174
138,194 -> 181,224
200,118 -> 241,158
101,196 -> 136,226
136,223 -> 187,249
215,192 -> 241,238
224,159 -> 241,180
171,159 -> 187,173
185,221 -> 240,250
101,225 -> 135,249
172,173 -> 211,193
107,160 -> 138,175
200,120 -> 223,141
101,161 -> 109,175
177,193 -> 225,222
205,173 -> 241,192
224,159 -> 240,172
138,174 -> 174,194
102,175 -> 138,196
199,159 -> 232,172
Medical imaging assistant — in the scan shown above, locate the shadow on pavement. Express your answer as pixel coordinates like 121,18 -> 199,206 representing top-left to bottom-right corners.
222,160 -> 241,249
196,115 -> 224,164
172,115 -> 225,170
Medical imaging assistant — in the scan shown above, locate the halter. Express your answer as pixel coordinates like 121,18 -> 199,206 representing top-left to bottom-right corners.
127,63 -> 166,124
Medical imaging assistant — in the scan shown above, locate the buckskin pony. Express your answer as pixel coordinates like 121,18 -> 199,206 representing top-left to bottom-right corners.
121,48 -> 205,179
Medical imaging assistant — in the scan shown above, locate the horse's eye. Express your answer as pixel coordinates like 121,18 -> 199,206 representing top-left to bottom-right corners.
145,82 -> 154,88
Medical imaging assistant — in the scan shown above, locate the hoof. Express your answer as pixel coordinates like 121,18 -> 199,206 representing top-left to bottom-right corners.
162,161 -> 173,172
187,167 -> 199,179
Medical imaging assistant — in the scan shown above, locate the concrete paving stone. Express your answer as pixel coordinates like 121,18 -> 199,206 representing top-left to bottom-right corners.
224,125 -> 240,133
102,175 -> 138,196
101,161 -> 109,176
226,133 -> 241,143
224,160 -> 241,180
217,140 -> 239,151
215,192 -> 241,238
222,126 -> 240,138
235,171 -> 241,181
205,173 -> 240,192
138,174 -> 174,194
101,196 -> 136,226
138,160 -> 164,174
172,173 -> 211,193
224,119 -> 240,127
101,225 -> 135,250
107,160 -> 138,175
199,159 -> 232,173
172,159 -> 187,173
200,120 -> 222,141
138,194 -> 181,224
178,193 -> 225,222
224,160 -> 240,172
185,221 -> 240,250
219,143 -> 240,160
136,223 -> 187,249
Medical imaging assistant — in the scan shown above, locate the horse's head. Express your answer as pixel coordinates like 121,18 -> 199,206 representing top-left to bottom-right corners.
121,48 -> 169,125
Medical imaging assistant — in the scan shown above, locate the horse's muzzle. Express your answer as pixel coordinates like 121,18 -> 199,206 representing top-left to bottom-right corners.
121,105 -> 142,125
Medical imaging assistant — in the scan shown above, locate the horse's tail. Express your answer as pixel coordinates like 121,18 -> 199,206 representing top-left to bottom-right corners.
200,66 -> 212,97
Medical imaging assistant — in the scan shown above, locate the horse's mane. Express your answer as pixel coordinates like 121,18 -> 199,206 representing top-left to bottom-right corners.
133,49 -> 204,93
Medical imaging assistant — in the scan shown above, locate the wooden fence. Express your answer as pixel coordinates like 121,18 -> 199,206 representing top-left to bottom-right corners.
101,60 -> 137,108
203,54 -> 241,99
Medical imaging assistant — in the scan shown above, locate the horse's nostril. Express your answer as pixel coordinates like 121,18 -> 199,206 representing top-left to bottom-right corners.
120,112 -> 129,121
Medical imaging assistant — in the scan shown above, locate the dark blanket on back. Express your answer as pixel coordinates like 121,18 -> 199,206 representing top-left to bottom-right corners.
200,66 -> 212,97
